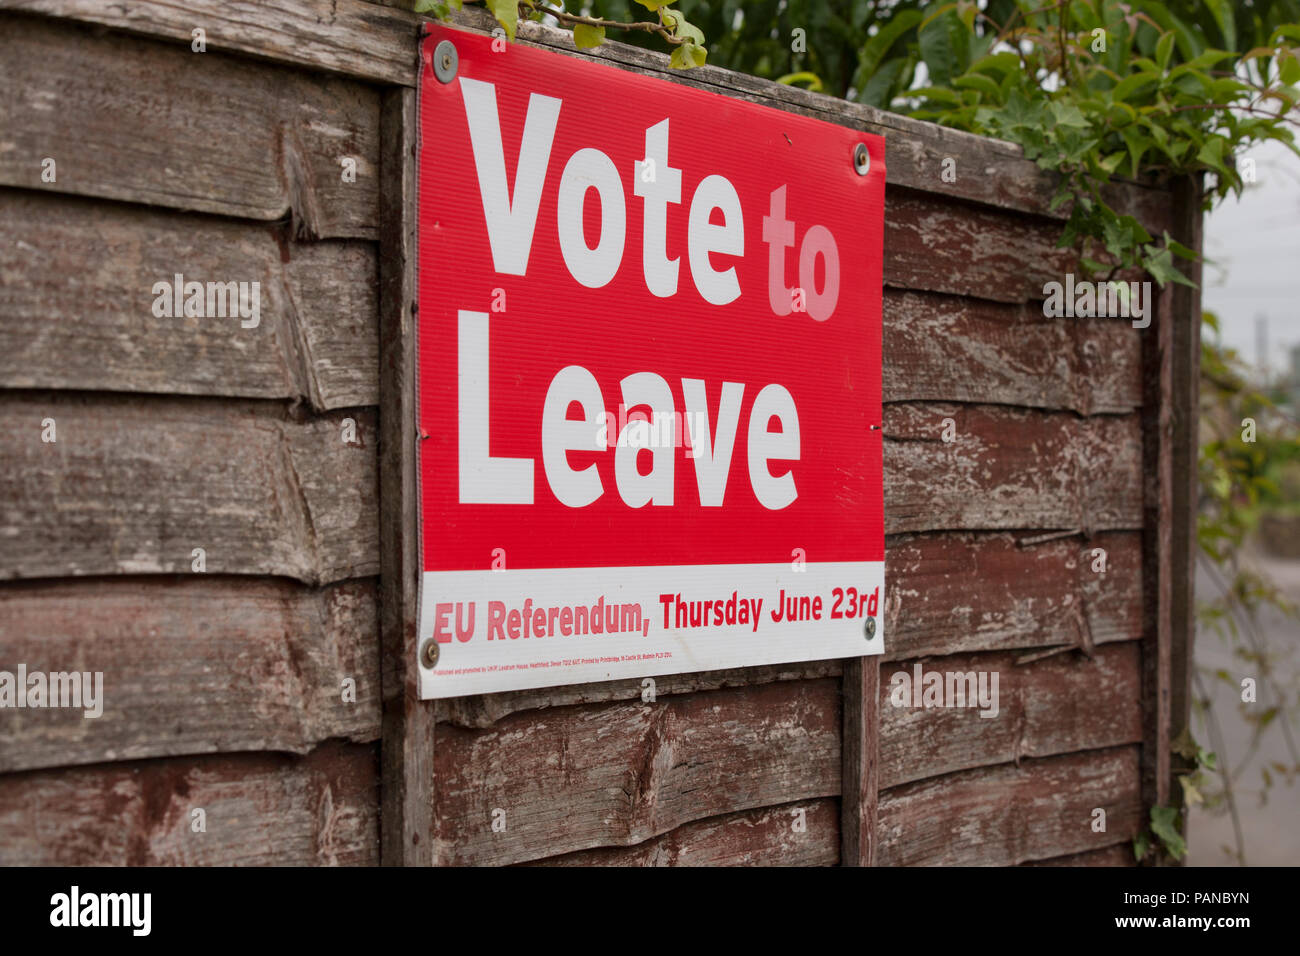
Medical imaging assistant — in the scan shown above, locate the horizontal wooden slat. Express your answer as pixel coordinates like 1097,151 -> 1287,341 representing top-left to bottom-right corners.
0,396 -> 378,584
885,404 -> 1143,534
0,15 -> 379,238
437,530 -> 1140,728
0,192 -> 378,409
877,746 -> 1142,865
884,289 -> 1142,414
879,643 -> 1143,789
433,678 -> 842,866
884,531 -> 1142,661
1024,842 -> 1134,866
2,0 -> 421,86
438,659 -> 842,730
0,577 -> 380,773
885,189 -> 1070,303
0,742 -> 379,865
530,799 -> 839,866
2,2 -> 1173,232
885,188 -> 1146,303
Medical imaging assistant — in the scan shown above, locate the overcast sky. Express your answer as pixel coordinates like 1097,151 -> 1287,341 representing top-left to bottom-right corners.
1201,138 -> 1300,381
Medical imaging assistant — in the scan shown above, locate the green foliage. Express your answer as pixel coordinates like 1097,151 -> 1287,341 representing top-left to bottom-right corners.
1149,806 -> 1189,860
414,0 -> 710,69
894,1 -> 1299,282
572,23 -> 606,49
1134,728 -> 1216,861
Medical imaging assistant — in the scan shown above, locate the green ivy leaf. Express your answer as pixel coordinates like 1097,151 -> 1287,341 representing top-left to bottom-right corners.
856,56 -> 909,108
1161,231 -> 1197,261
1203,0 -> 1237,52
917,5 -> 968,87
1155,33 -> 1175,73
1133,830 -> 1150,861
1111,70 -> 1160,104
1281,51 -> 1300,86
852,8 -> 924,88
572,23 -> 605,49
1179,773 -> 1204,808
670,40 -> 707,70
486,0 -> 518,40
953,72 -> 1003,102
661,9 -> 705,47
1049,101 -> 1091,129
1150,806 -> 1187,860
1144,245 -> 1197,288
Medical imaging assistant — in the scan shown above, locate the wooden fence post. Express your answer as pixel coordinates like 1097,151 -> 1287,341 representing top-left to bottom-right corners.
1140,173 -> 1202,847
379,84 -> 437,866
842,657 -> 880,866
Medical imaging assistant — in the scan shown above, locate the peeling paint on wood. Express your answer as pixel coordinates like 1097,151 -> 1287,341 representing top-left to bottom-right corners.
436,645 -> 1146,865
883,289 -> 1141,414
884,531 -> 1142,661
0,742 -> 379,865
433,679 -> 842,866
877,746 -> 1141,865
0,0 -> 423,87
879,643 -> 1143,788
885,404 -> 1143,533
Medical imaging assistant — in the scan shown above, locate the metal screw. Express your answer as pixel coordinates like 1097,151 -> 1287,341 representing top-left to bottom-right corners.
433,40 -> 458,84
421,639 -> 440,668
853,143 -> 870,176
863,616 -> 876,639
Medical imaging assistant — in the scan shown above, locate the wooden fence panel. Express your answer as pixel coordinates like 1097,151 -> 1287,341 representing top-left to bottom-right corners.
0,15 -> 380,238
0,192 -> 379,409
0,578 -> 380,772
877,747 -> 1142,866
0,743 -> 379,866
0,396 -> 378,584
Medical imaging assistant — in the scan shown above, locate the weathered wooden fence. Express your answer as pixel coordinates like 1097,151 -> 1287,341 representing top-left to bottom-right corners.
0,0 -> 1198,865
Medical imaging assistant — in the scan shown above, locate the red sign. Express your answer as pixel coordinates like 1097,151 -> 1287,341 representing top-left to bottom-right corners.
417,24 -> 885,698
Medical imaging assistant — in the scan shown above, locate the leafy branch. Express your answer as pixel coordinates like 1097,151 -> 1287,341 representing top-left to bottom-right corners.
414,0 -> 707,68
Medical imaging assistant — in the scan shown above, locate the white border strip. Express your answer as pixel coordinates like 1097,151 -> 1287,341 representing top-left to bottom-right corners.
418,561 -> 884,698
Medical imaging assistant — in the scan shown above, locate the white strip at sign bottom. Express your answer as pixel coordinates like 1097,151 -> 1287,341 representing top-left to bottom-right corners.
417,562 -> 885,698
